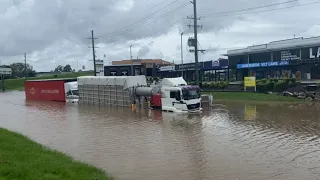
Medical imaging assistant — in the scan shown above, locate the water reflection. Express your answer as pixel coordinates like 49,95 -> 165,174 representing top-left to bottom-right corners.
1,91 -> 320,179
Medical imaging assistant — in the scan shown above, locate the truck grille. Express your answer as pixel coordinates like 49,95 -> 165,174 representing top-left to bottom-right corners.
187,103 -> 200,110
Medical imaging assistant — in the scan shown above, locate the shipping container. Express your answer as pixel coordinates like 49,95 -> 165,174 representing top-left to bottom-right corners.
25,78 -> 77,102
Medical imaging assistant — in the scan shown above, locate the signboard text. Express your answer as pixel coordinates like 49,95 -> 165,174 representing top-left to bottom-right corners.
237,61 -> 289,69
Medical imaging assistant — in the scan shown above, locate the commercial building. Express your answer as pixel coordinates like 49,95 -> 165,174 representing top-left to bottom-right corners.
227,36 -> 320,81
158,58 -> 229,82
104,59 -> 173,76
104,36 -> 320,82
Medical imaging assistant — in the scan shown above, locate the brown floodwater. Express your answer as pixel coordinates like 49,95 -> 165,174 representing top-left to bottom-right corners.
1,91 -> 320,180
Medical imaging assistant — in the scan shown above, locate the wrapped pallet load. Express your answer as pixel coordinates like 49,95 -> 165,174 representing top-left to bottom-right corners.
77,75 -> 147,107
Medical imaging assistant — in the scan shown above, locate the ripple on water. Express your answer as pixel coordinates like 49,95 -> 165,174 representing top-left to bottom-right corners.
1,92 -> 320,179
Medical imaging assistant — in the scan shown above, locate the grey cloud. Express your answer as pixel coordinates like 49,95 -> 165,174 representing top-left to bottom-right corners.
0,0 -> 285,57
137,45 -> 150,58
0,0 -> 319,71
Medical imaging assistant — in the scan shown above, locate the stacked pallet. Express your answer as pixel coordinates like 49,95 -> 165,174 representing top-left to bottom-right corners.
78,76 -> 147,107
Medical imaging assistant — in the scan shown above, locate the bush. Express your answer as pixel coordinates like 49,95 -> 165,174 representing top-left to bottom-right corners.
274,80 -> 285,92
201,81 -> 229,89
255,78 -> 297,92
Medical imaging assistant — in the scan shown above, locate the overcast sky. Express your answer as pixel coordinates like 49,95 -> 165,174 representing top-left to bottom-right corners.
0,0 -> 320,71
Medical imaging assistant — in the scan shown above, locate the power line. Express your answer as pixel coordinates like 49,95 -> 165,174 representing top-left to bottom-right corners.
104,0 -> 184,37
107,17 -> 189,47
200,0 -> 298,17
204,0 -> 320,18
132,0 -> 174,18
103,2 -> 190,38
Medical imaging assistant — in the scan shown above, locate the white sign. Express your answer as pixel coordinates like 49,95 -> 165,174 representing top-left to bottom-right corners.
95,59 -> 104,76
281,50 -> 300,61
95,59 -> 104,65
159,66 -> 175,72
0,67 -> 12,75
212,60 -> 220,67
309,47 -> 320,58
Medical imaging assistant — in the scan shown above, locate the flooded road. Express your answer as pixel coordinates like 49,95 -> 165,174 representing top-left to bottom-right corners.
1,91 -> 320,180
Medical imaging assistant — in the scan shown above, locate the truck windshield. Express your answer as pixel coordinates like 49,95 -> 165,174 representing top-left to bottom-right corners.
182,89 -> 200,100
71,90 -> 79,96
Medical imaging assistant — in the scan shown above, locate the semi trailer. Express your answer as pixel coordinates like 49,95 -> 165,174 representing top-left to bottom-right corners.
77,76 -> 202,113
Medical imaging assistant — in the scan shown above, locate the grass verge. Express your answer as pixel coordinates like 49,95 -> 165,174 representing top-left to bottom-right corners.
0,128 -> 113,180
205,91 -> 304,102
0,72 -> 92,91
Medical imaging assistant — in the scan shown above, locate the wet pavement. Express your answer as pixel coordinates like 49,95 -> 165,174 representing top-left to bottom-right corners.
1,91 -> 320,180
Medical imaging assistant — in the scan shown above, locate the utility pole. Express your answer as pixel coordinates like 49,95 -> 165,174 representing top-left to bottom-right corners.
24,53 -> 27,79
87,30 -> 98,76
188,0 -> 204,86
181,32 -> 184,78
130,45 -> 133,76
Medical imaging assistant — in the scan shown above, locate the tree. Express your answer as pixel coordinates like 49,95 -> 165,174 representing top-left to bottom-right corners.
63,64 -> 72,72
10,63 -> 36,78
54,65 -> 64,73
53,64 -> 73,73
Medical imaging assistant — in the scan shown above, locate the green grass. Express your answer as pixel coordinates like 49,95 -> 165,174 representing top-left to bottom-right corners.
0,128 -> 113,180
0,72 -> 93,91
206,92 -> 303,102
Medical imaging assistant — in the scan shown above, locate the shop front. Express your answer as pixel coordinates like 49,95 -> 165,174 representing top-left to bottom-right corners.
201,59 -> 229,82
231,45 -> 320,81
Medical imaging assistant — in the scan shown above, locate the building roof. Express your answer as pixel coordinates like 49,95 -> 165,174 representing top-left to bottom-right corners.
227,36 -> 320,56
112,59 -> 173,65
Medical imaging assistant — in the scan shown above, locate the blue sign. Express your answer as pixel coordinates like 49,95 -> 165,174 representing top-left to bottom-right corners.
237,61 -> 289,69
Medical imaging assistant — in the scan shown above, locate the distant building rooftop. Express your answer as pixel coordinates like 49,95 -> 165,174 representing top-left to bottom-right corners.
227,36 -> 320,56
112,59 -> 173,65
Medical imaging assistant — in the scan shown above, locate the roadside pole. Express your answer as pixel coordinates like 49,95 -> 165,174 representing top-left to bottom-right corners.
1,74 -> 4,92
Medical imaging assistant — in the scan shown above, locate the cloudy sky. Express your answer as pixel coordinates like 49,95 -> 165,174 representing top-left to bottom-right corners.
0,0 -> 320,72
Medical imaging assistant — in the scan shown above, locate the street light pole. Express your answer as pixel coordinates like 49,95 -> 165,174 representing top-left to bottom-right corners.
130,45 -> 133,76
181,32 -> 184,78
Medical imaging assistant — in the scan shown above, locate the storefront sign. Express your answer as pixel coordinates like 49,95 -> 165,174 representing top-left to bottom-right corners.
176,63 -> 203,71
201,59 -> 229,70
159,65 -> 175,72
145,63 -> 154,68
237,61 -> 289,69
280,50 -> 300,61
309,47 -> 320,58
212,60 -> 220,67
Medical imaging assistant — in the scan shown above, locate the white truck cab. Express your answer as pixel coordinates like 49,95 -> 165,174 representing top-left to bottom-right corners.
160,77 -> 201,113
64,81 -> 79,103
